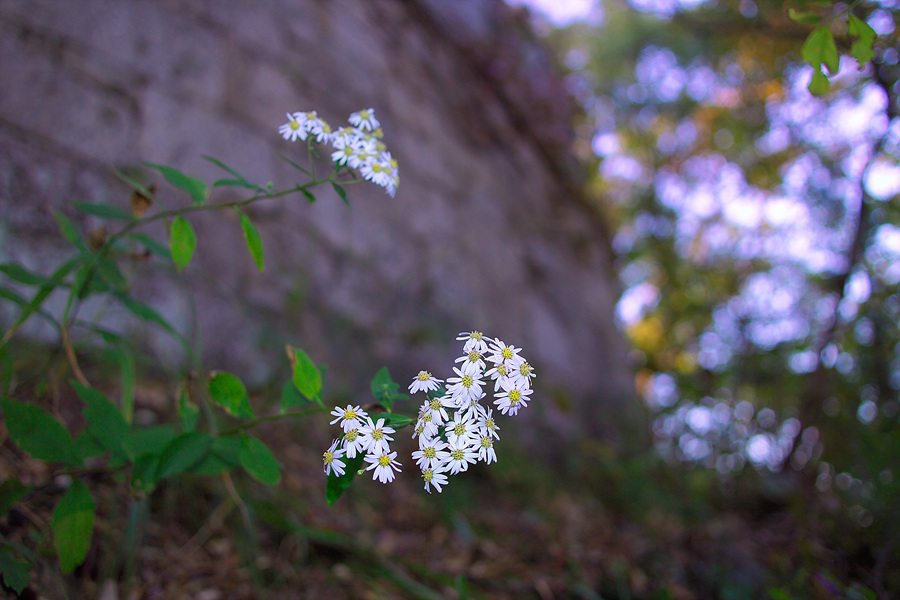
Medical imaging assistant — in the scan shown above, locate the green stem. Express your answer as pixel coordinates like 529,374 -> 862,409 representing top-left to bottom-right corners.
217,405 -> 328,437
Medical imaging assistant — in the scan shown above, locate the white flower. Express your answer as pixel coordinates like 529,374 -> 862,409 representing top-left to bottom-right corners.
476,406 -> 500,440
455,348 -> 486,374
476,433 -> 497,464
484,362 -> 513,392
301,110 -> 332,143
348,107 -> 380,132
422,395 -> 453,426
493,380 -> 532,416
365,450 -> 401,483
445,410 -> 478,447
421,467 -> 449,494
360,159 -> 392,189
323,439 -> 346,477
341,428 -> 365,458
415,405 -> 440,439
359,417 -> 395,455
510,360 -> 535,389
409,370 -> 443,394
279,112 -> 307,142
487,338 -> 523,369
456,331 -> 488,354
446,366 -> 484,406
330,404 -> 368,433
412,438 -> 450,471
446,437 -> 479,474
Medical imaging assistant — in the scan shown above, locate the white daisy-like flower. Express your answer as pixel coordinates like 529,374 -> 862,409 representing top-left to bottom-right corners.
341,428 -> 365,458
487,338 -> 523,369
456,331 -> 488,354
421,467 -> 449,494
415,409 -> 440,440
510,360 -> 535,389
493,380 -> 532,416
358,417 -> 395,455
484,362 -> 512,392
455,348 -> 486,374
476,406 -> 500,440
445,410 -> 478,447
446,366 -> 484,406
446,437 -> 479,475
409,371 -> 443,394
412,438 -> 450,471
360,159 -> 392,189
365,450 -> 401,484
348,107 -> 380,132
329,404 -> 368,433
346,138 -> 378,170
279,112 -> 308,142
323,439 -> 346,477
422,395 -> 453,426
476,433 -> 497,464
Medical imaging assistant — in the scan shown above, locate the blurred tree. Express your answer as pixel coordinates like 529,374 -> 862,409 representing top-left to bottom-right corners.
531,0 -> 899,593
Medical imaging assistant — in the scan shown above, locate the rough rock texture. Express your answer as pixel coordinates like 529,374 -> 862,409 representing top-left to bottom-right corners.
0,0 -> 641,445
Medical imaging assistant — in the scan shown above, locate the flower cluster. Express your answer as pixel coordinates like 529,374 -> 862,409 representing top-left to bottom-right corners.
324,331 -> 535,494
278,108 -> 399,197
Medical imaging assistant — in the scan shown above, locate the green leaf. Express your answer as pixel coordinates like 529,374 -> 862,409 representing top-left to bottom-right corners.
177,388 -> 200,432
0,478 -> 29,515
801,27 -> 839,75
73,430 -> 105,461
131,454 -> 162,492
73,381 -> 132,461
0,263 -> 53,286
332,182 -> 350,207
127,425 -> 176,459
237,211 -> 265,272
1,398 -> 81,465
154,432 -> 212,482
112,167 -> 153,199
208,371 -> 254,419
1,257 -> 80,344
239,433 -> 282,485
326,452 -> 366,506
113,293 -> 184,345
0,547 -> 31,594
71,202 -> 134,221
52,479 -> 95,574
96,256 -> 128,293
786,8 -> 821,24
126,232 -> 171,259
169,216 -> 197,272
370,366 -> 403,411
53,211 -> 88,253
808,69 -> 830,95
289,346 -> 323,403
302,189 -> 316,203
144,162 -> 208,206
190,436 -> 242,476
280,379 -> 310,412
276,152 -> 312,177
202,155 -> 262,190
848,15 -> 876,67
117,347 -> 136,425
213,178 -> 258,189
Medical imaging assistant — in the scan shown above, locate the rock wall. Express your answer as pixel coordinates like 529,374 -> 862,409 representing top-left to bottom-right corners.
0,0 -> 641,444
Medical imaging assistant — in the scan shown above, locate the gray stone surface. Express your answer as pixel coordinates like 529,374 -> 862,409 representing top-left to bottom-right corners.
0,0 -> 641,445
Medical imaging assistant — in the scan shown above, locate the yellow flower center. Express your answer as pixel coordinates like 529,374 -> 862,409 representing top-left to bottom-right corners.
344,409 -> 356,420
360,110 -> 370,120
509,390 -> 521,403
289,120 -> 300,130
480,437 -> 492,449
372,163 -> 383,173
520,362 -> 532,376
378,455 -> 391,467
454,423 -> 465,436
417,371 -> 432,381
451,449 -> 464,461
462,375 -> 473,388
486,419 -> 495,430
468,350 -> 481,362
501,348 -> 513,360
323,451 -> 334,463
429,398 -> 442,411
471,331 -> 483,340
424,447 -> 436,459
422,469 -> 433,482
345,429 -> 358,441
372,430 -> 383,441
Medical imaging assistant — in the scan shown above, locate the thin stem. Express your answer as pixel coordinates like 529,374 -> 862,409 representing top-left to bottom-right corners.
217,406 -> 328,437
61,326 -> 89,386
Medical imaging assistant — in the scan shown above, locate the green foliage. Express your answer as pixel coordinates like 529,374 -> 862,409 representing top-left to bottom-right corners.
0,546 -> 31,594
144,162 -> 208,205
208,371 -> 254,419
326,452 -> 366,506
74,381 -> 133,462
289,345 -> 323,404
52,480 -> 95,574
169,215 -> 197,272
237,210 -> 265,272
848,15 -> 877,67
71,201 -> 135,221
154,432 -> 213,483
238,433 -> 282,485
801,27 -> 839,94
1,398 -> 81,466
370,366 -> 406,412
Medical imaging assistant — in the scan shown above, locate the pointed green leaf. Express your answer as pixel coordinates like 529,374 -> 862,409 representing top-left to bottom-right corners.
144,162 -> 208,206
332,182 -> 350,207
73,381 -> 132,461
326,452 -> 366,506
112,168 -> 153,199
208,371 -> 254,419
53,211 -> 88,253
801,27 -> 839,75
1,398 -> 81,465
113,293 -> 184,345
786,8 -> 821,24
239,434 -> 282,485
808,68 -> 830,95
177,388 -> 200,432
280,379 -> 310,412
127,425 -> 176,459
117,347 -> 136,425
71,202 -> 134,221
154,432 -> 212,482
848,15 -> 876,67
0,263 -> 53,286
169,216 -> 197,272
96,256 -> 128,292
0,546 -> 31,593
126,232 -> 171,259
302,189 -> 316,203
52,479 -> 95,574
370,366 -> 403,411
237,211 -> 265,272
190,436 -> 242,476
289,346 -> 322,403
202,155 -> 262,190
